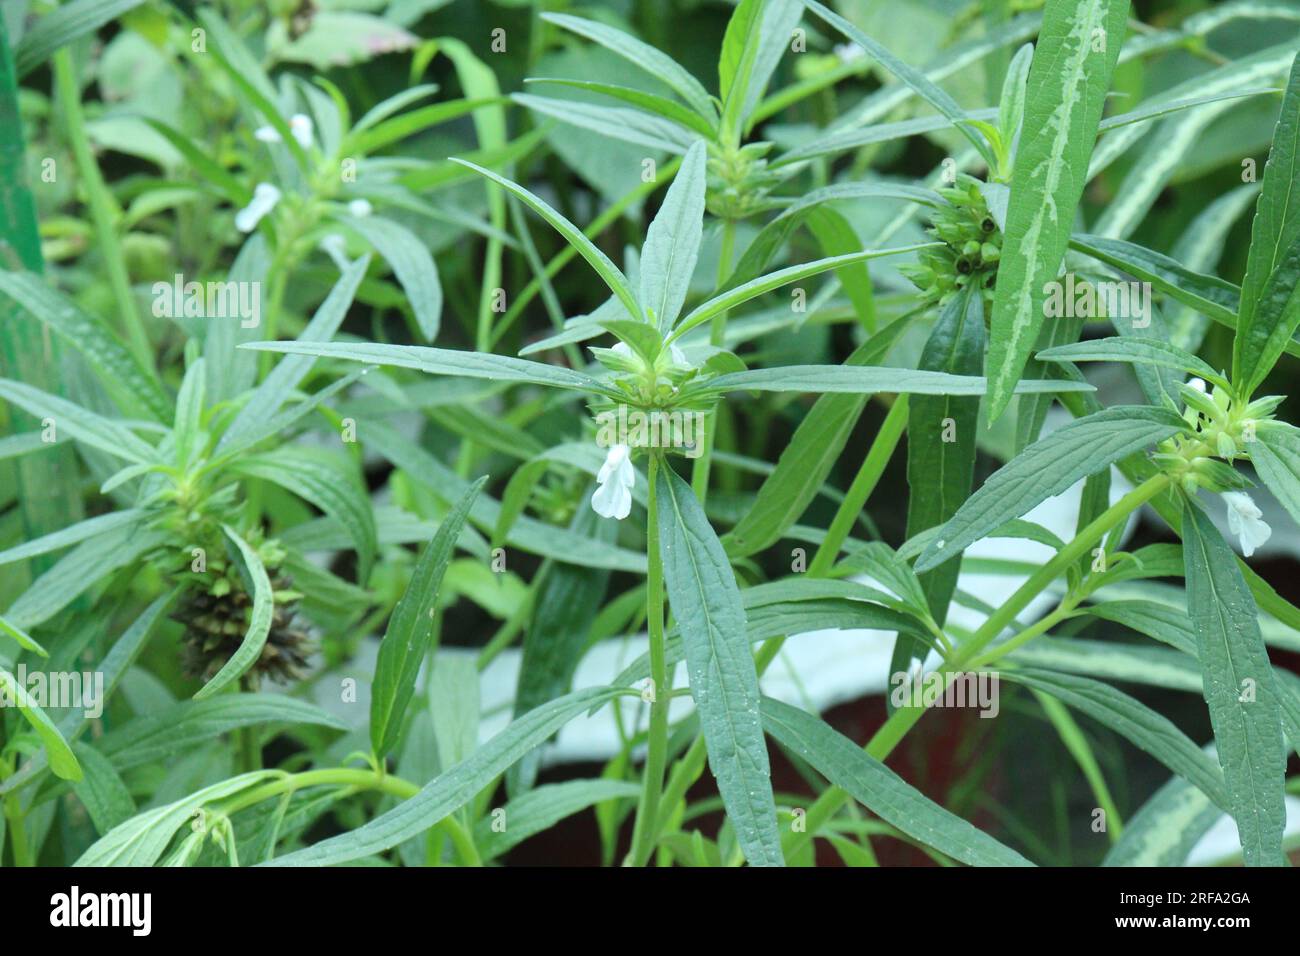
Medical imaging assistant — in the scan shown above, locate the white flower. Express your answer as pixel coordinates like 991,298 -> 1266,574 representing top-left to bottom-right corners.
1187,377 -> 1207,393
833,42 -> 864,64
254,125 -> 282,143
1223,491 -> 1271,557
591,443 -> 634,520
348,198 -> 373,218
235,183 -> 281,233
289,113 -> 314,149
611,341 -> 632,357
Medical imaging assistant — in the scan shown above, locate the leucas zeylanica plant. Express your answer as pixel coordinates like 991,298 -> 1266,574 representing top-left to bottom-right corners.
3,0 -> 1300,873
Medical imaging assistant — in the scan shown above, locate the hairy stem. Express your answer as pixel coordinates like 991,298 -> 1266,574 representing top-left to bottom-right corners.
627,453 -> 669,866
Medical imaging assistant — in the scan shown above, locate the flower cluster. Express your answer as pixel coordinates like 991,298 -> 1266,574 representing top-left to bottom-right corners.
899,174 -> 1002,307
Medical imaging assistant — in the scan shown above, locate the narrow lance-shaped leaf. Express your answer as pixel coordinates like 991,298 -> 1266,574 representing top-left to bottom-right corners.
1250,421 -> 1300,528
907,290 -> 985,632
656,464 -> 784,867
722,320 -> 910,557
509,502 -> 615,795
370,477 -> 485,758
1036,337 -> 1228,389
916,407 -> 1188,572
641,141 -> 707,333
762,697 -> 1031,866
985,0 -> 1130,420
342,215 -> 441,342
193,527 -> 275,700
540,13 -> 717,122
450,158 -> 643,322
0,664 -> 81,780
266,686 -> 627,867
1181,497 -> 1286,867
1233,52 -> 1300,398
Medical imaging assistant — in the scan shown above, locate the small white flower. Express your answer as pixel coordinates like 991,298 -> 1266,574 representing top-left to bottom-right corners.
234,182 -> 281,233
611,341 -> 632,357
1187,377 -> 1207,393
1223,491 -> 1271,557
591,443 -> 635,520
289,113 -> 314,149
254,125 -> 282,143
833,42 -> 864,64
348,198 -> 373,218
319,233 -> 350,271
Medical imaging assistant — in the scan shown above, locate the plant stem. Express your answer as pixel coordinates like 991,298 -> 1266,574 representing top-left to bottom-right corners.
754,397 -> 909,675
3,789 -> 31,867
51,50 -> 152,369
782,472 -> 1172,855
627,453 -> 669,866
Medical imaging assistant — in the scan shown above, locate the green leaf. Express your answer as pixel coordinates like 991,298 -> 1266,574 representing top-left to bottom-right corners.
761,697 -> 1032,866
1069,234 -> 1243,328
449,158 -> 642,321
1181,497 -> 1286,866
984,0 -> 1129,419
232,447 -> 377,585
0,662 -> 81,780
342,215 -> 441,342
997,43 -> 1033,156
370,477 -> 485,758
266,686 -> 628,866
172,358 -> 206,467
510,505 -> 614,794
76,772 -> 279,866
429,653 -> 480,772
240,340 -> 610,395
1250,421 -> 1300,527
916,407 -> 1188,572
143,118 -> 249,204
706,364 -> 1092,397
14,0 -> 145,78
800,0 -> 998,168
1001,668 -> 1228,810
1234,52 -> 1300,398
775,112 -> 997,166
640,141 -> 707,333
0,271 -> 170,421
5,523 -> 163,631
193,526 -> 275,700
524,79 -> 716,137
70,743 -> 135,835
513,94 -> 698,154
1103,763 -> 1221,866
907,290 -> 985,628
719,0 -> 766,138
0,378 -> 156,464
0,613 -> 46,656
219,257 -> 365,458
0,509 -> 143,569
99,695 -> 347,771
656,465 -> 783,867
1036,336 -> 1227,389
540,13 -> 717,121
1082,599 -> 1198,654
722,321 -> 908,557
475,779 -> 641,860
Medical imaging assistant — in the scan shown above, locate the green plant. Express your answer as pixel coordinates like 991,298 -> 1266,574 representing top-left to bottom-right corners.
2,0 -> 1300,871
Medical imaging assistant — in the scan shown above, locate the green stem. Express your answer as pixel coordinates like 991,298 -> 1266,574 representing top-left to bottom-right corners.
783,472 -> 1172,856
237,725 -> 262,774
3,787 -> 31,867
754,397 -> 909,675
52,50 -> 152,369
627,453 -> 669,866
691,219 -> 738,502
